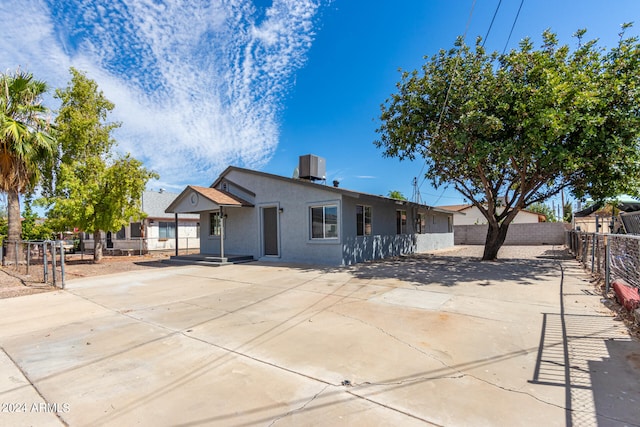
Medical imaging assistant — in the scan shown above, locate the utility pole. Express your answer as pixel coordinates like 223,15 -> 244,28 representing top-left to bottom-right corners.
411,177 -> 422,205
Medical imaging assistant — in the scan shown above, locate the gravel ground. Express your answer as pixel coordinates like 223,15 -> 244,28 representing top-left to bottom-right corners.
0,252 -> 172,299
423,243 -> 570,259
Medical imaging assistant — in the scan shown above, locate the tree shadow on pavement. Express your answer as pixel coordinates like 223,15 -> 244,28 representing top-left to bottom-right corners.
348,247 -> 570,287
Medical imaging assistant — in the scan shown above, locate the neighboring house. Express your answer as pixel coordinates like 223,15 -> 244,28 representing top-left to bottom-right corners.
438,204 -> 545,225
573,195 -> 640,233
80,190 -> 200,253
166,158 -> 456,266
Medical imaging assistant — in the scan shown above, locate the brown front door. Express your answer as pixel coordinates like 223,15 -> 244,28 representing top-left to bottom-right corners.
262,207 -> 278,256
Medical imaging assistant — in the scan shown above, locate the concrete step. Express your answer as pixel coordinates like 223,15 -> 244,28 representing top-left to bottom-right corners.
164,254 -> 254,267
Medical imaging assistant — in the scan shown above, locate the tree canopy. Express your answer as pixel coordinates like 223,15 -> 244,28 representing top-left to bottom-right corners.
527,202 -> 557,222
387,190 -> 408,200
41,68 -> 157,261
376,27 -> 640,260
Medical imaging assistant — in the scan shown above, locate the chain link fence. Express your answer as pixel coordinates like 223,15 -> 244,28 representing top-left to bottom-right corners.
77,236 -> 200,256
0,240 -> 67,288
566,231 -> 640,292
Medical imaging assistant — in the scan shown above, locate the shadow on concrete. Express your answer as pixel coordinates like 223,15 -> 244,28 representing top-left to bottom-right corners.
345,247 -> 569,287
528,259 -> 640,427
237,247 -> 572,288
589,337 -> 640,426
132,260 -> 172,268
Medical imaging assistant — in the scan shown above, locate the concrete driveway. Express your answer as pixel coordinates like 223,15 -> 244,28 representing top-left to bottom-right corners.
1,247 -> 639,426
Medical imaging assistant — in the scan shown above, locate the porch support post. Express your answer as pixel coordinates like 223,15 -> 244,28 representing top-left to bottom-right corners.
174,213 -> 179,257
220,207 -> 225,258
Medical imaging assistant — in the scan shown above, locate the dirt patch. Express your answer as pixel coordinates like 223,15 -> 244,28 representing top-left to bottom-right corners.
0,252 -> 173,299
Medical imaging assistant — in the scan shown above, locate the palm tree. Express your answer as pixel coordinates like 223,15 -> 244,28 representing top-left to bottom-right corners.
0,69 -> 54,262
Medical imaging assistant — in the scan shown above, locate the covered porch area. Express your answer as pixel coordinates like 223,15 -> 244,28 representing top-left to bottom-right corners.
164,185 -> 254,266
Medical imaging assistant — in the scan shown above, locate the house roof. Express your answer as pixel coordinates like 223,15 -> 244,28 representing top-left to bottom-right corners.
143,190 -> 199,220
165,185 -> 253,214
213,166 -> 459,215
437,204 -> 471,212
187,185 -> 253,207
574,195 -> 640,217
436,203 -> 545,219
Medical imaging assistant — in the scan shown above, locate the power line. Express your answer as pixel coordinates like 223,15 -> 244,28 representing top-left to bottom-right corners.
415,0 -> 477,192
432,186 -> 449,206
482,0 -> 503,47
502,0 -> 525,54
417,0 -> 526,204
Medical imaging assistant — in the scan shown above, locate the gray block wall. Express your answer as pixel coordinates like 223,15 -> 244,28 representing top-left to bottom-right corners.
454,223 -> 568,245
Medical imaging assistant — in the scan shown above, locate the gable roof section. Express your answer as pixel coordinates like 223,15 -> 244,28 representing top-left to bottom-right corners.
214,166 -> 458,215
165,185 -> 253,214
437,203 -> 545,219
143,190 -> 198,219
437,204 -> 471,212
189,185 -> 253,207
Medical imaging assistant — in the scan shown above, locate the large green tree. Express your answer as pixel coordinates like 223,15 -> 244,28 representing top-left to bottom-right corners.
527,202 -> 557,222
376,27 -> 640,260
41,68 -> 157,261
0,69 -> 55,261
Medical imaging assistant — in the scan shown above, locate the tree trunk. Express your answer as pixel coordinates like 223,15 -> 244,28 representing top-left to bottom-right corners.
5,190 -> 22,265
93,230 -> 103,262
482,222 -> 510,261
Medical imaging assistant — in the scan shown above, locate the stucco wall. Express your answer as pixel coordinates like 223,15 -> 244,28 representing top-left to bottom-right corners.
416,232 -> 454,252
198,169 -> 455,265
212,170 -> 345,265
454,223 -> 568,245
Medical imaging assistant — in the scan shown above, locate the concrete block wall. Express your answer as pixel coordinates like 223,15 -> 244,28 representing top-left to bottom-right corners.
455,223 -> 568,245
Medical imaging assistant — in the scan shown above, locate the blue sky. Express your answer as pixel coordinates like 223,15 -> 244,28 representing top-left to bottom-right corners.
2,0 -> 639,212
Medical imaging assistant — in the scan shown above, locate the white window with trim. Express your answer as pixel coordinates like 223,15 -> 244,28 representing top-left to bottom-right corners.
396,210 -> 407,234
356,205 -> 372,236
310,205 -> 338,239
158,222 -> 175,239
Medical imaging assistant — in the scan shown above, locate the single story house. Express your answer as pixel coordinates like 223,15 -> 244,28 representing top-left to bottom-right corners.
438,204 -> 545,225
166,159 -> 456,266
573,195 -> 640,233
80,190 -> 200,254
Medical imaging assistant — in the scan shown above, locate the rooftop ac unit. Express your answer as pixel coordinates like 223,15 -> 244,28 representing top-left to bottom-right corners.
298,154 -> 326,181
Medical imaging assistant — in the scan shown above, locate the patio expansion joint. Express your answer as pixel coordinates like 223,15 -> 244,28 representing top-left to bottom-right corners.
180,331 -> 444,425
327,309 -> 570,411
327,309 -> 453,369
0,346 -> 70,427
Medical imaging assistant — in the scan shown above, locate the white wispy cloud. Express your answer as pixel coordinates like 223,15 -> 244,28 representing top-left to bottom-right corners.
0,0 -> 324,190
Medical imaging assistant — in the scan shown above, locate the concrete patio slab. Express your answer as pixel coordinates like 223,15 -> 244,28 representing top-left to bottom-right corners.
0,247 -> 638,426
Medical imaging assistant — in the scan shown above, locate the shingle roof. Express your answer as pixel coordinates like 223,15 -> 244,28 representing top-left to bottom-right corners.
188,185 -> 253,207
143,190 -> 199,219
436,204 -> 472,212
214,166 -> 459,215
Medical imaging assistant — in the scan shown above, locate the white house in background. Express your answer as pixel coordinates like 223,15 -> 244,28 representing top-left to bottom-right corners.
165,155 -> 458,266
437,204 -> 545,226
80,190 -> 200,254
